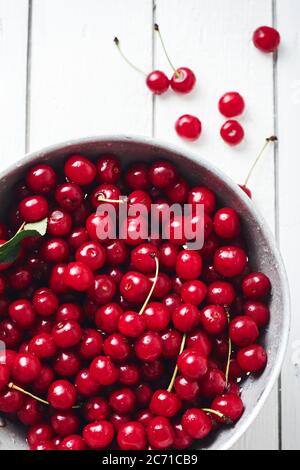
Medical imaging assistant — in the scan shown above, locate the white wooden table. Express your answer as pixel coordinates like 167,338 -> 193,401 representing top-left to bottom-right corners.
0,0 -> 298,450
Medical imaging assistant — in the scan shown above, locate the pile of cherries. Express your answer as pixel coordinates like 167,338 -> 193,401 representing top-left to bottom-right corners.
0,154 -> 270,450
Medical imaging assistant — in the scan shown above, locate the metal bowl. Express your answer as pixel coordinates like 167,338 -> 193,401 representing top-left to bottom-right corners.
0,135 -> 290,450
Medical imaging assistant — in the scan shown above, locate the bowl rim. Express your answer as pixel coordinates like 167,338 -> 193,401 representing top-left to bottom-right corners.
0,134 -> 290,450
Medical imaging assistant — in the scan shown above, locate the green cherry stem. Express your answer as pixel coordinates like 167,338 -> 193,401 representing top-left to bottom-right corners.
8,383 -> 81,409
167,333 -> 186,392
114,37 -> 147,76
244,136 -> 278,187
202,408 -> 232,424
139,254 -> 160,316
224,306 -> 232,388
154,24 -> 180,78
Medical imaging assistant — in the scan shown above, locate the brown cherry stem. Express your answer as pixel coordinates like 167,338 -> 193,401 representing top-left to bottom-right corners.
97,195 -> 127,204
139,254 -> 160,316
8,383 -> 81,409
224,306 -> 232,388
202,408 -> 232,425
244,136 -> 278,187
167,334 -> 186,392
114,37 -> 147,76
154,24 -> 180,78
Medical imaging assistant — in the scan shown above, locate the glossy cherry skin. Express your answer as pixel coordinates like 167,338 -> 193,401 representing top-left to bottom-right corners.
86,212 -> 114,242
188,186 -> 216,215
51,410 -> 80,437
229,316 -> 259,347
134,331 -> 163,362
211,393 -> 244,423
181,408 -> 213,439
119,363 -> 140,386
165,178 -> 189,204
63,262 -> 94,292
120,215 -> 147,246
8,267 -> 32,291
136,383 -> 152,407
109,387 -> 136,415
0,319 -> 22,348
41,238 -> 70,264
175,114 -> 202,141
64,155 -> 96,185
120,271 -> 151,304
19,196 -> 49,222
186,330 -> 213,357
118,311 -> 145,338
52,320 -> 82,348
125,163 -> 149,190
214,207 -> 241,239
54,351 -> 81,378
8,299 -> 36,329
75,369 -> 100,397
181,280 -> 207,305
147,416 -> 175,450
17,397 -> 44,426
214,246 -> 247,278
244,301 -> 270,328
75,241 -> 106,271
117,422 -> 147,450
56,303 -> 82,323
48,209 -> 72,237
146,70 -> 170,95
83,397 -> 110,422
105,240 -> 128,266
148,160 -> 177,189
242,272 -> 271,299
12,353 -> 41,384
90,356 -> 119,385
162,293 -> 181,315
237,344 -> 267,373
160,328 -> 182,358
27,423 -> 54,448
131,243 -> 159,274
91,183 -> 121,209
59,435 -> 87,451
26,164 -> 56,194
0,364 -> 10,392
95,303 -> 123,334
103,334 -> 130,362
172,304 -> 199,332
78,328 -> 103,360
143,302 -> 170,331
96,154 -> 121,184
33,288 -> 59,317
150,390 -> 181,418
253,26 -> 280,53
68,227 -> 89,250
171,67 -> 196,94
176,249 -> 202,281
88,274 -> 116,305
177,349 -> 208,380
199,368 -> 226,399
111,413 -> 131,431
220,120 -> 244,145
173,422 -> 193,450
29,333 -> 57,359
201,305 -> 228,336
55,183 -> 83,212
218,92 -> 245,118
83,421 -> 114,449
174,375 -> 199,401
32,365 -> 54,394
207,281 -> 236,305
47,380 -> 77,410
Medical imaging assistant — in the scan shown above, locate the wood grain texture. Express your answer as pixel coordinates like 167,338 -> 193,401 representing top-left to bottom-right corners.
154,0 -> 279,450
277,0 -> 300,451
0,0 -> 28,170
29,0 -> 153,151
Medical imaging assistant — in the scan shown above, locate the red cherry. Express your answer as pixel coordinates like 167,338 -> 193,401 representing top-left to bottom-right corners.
199,368 -> 226,399
120,271 -> 151,304
165,178 -> 189,204
96,154 -> 121,184
160,328 -> 182,358
149,272 -> 172,299
109,387 -> 136,415
141,359 -> 164,382
91,183 -> 121,209
214,208 -> 241,239
51,410 -> 80,437
88,274 -> 116,305
239,184 -> 252,198
134,331 -> 163,362
41,238 -> 69,264
181,408 -> 212,439
159,243 -> 178,271
244,301 -> 270,327
86,212 -> 114,242
0,364 -> 10,392
12,353 -> 41,384
48,209 -> 72,237
172,304 -> 199,332
111,413 -> 131,431
237,344 -> 267,373
32,365 -> 54,393
201,305 -> 228,336
56,303 -> 81,324
118,311 -> 145,338
211,393 -> 244,423
47,380 -> 77,410
219,92 -> 245,118
26,164 -> 56,194
143,302 -> 170,331
52,320 -> 82,348
106,240 -> 128,266
59,435 -> 86,451
120,215 -> 147,246
181,280 -> 207,305
117,422 -> 146,450
207,281 -> 236,305
242,272 -> 271,299
214,246 -> 247,278
150,390 -> 181,418
175,114 -> 202,141
63,261 -> 94,292
83,421 -> 114,449
75,368 -> 100,397
136,383 -> 152,407
125,163 -> 149,190
177,349 -> 208,380
146,70 -> 170,95
33,288 -> 59,317
90,356 -> 119,385
8,267 -> 32,291
119,363 -> 140,386
29,333 -> 57,359
173,422 -> 193,449
27,423 -> 54,448
95,303 -> 123,334
176,249 -> 203,281
55,183 -> 83,212
253,26 -> 280,53
8,299 -> 36,329
174,375 -> 199,401
131,243 -> 159,273
229,316 -> 259,347
186,330 -> 213,357
148,161 -> 177,189
147,416 -> 175,450
0,319 -> 22,348
171,67 -> 196,94
188,186 -> 216,215
19,196 -> 49,222
68,227 -> 89,250
220,119 -> 244,145
103,333 -> 130,362
162,293 -> 181,315
75,241 -> 106,271
78,328 -> 103,360
17,397 -> 44,426
83,397 -> 110,422
64,155 -> 96,185
54,351 -> 81,377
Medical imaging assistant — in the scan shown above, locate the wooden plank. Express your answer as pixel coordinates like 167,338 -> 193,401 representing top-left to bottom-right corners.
277,0 -> 300,451
29,0 -> 153,151
154,0 -> 278,450
0,0 -> 29,170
